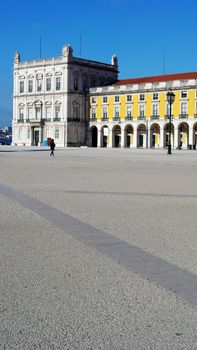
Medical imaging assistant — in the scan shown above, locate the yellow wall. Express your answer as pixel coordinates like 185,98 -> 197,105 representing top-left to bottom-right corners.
159,92 -> 166,118
120,95 -> 126,120
96,97 -> 102,121
133,94 -> 138,120
91,88 -> 197,123
145,93 -> 151,118
173,91 -> 180,119
188,90 -> 195,116
108,96 -> 114,121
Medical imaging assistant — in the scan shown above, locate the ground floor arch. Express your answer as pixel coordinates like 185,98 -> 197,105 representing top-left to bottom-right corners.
124,124 -> 134,147
178,122 -> 189,149
90,126 -> 98,147
150,123 -> 160,148
112,125 -> 121,147
164,123 -> 174,148
137,124 -> 146,148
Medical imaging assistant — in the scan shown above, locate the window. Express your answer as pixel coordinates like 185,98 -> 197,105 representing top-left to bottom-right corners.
181,91 -> 187,98
20,81 -> 24,93
55,106 -> 60,119
46,127 -> 50,138
115,106 -> 119,118
91,97 -> 96,104
103,96 -> 108,103
37,79 -> 42,92
91,107 -> 96,119
153,93 -> 158,100
36,107 -> 41,119
73,103 -> 79,119
127,95 -> 132,102
55,128 -> 59,139
28,108 -> 32,119
127,106 -> 132,118
46,78 -> 51,91
46,107 -> 51,119
181,102 -> 187,115
115,96 -> 119,103
19,128 -> 23,140
74,77 -> 78,91
56,77 -> 61,91
83,79 -> 88,91
28,80 -> 33,93
103,107 -> 108,119
19,108 -> 24,120
153,104 -> 158,116
140,94 -> 145,101
139,105 -> 145,117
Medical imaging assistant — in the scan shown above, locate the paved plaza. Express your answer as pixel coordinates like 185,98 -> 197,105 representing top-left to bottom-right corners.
0,146 -> 197,349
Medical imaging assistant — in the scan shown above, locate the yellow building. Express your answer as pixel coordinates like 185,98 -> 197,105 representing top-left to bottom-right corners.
89,72 -> 197,149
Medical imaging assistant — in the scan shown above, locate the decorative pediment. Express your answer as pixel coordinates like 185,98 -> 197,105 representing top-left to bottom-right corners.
36,73 -> 43,79
45,101 -> 52,105
55,72 -> 62,76
34,99 -> 43,106
19,75 -> 25,80
18,102 -> 25,107
28,74 -> 34,79
54,100 -> 61,105
46,72 -> 52,77
27,102 -> 33,106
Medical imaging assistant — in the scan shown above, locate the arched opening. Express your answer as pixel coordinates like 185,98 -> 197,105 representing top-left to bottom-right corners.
112,125 -> 121,148
178,122 -> 189,149
164,123 -> 174,148
137,124 -> 146,148
91,126 -> 98,147
125,125 -> 134,148
101,125 -> 109,148
150,123 -> 160,148
193,123 -> 197,149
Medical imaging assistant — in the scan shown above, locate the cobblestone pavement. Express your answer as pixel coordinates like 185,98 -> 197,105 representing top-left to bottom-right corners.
0,146 -> 197,349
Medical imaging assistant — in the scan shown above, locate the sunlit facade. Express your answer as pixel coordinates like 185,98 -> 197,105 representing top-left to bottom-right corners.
88,72 -> 197,149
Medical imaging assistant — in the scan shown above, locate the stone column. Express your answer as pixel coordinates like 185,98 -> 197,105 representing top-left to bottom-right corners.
174,126 -> 178,149
189,124 -> 193,148
147,127 -> 151,149
159,126 -> 164,148
133,125 -> 137,148
121,127 -> 125,148
109,128 -> 113,148
97,129 -> 101,148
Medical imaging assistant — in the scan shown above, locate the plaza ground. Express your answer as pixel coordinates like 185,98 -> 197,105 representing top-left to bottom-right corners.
0,146 -> 197,349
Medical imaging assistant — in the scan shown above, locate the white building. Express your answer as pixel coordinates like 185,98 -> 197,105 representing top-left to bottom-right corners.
12,44 -> 118,147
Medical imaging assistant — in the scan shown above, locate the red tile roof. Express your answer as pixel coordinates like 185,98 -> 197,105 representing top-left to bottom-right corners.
114,72 -> 197,86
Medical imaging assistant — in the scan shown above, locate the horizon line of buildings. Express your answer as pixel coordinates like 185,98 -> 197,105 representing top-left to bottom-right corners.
12,44 -> 197,149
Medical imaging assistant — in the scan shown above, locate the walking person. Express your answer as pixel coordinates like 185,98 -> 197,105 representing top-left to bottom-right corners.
50,139 -> 55,156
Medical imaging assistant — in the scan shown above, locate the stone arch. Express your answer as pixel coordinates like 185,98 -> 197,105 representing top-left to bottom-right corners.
112,124 -> 121,148
137,123 -> 146,148
90,125 -> 98,147
193,122 -> 197,149
124,124 -> 134,148
101,125 -> 109,148
164,122 -> 174,148
178,122 -> 189,149
150,123 -> 160,148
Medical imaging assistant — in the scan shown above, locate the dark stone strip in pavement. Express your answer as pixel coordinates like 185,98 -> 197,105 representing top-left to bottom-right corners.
25,189 -> 197,199
1,182 -> 197,307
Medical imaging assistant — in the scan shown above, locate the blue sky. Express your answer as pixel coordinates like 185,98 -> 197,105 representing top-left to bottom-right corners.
1,0 -> 197,127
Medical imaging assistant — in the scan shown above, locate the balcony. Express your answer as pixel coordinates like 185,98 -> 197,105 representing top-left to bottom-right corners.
125,116 -> 133,121
179,114 -> 188,119
164,115 -> 174,119
68,118 -> 80,122
151,115 -> 159,120
138,116 -> 145,120
101,117 -> 108,121
43,118 -> 51,122
17,119 -> 24,123
53,117 -> 61,122
89,117 -> 96,122
194,114 -> 197,118
113,116 -> 120,122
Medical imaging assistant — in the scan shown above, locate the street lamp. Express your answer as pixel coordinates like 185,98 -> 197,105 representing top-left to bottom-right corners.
166,89 -> 175,154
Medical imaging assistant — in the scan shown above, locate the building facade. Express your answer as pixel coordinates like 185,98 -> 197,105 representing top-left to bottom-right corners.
12,45 -> 118,146
88,72 -> 197,149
